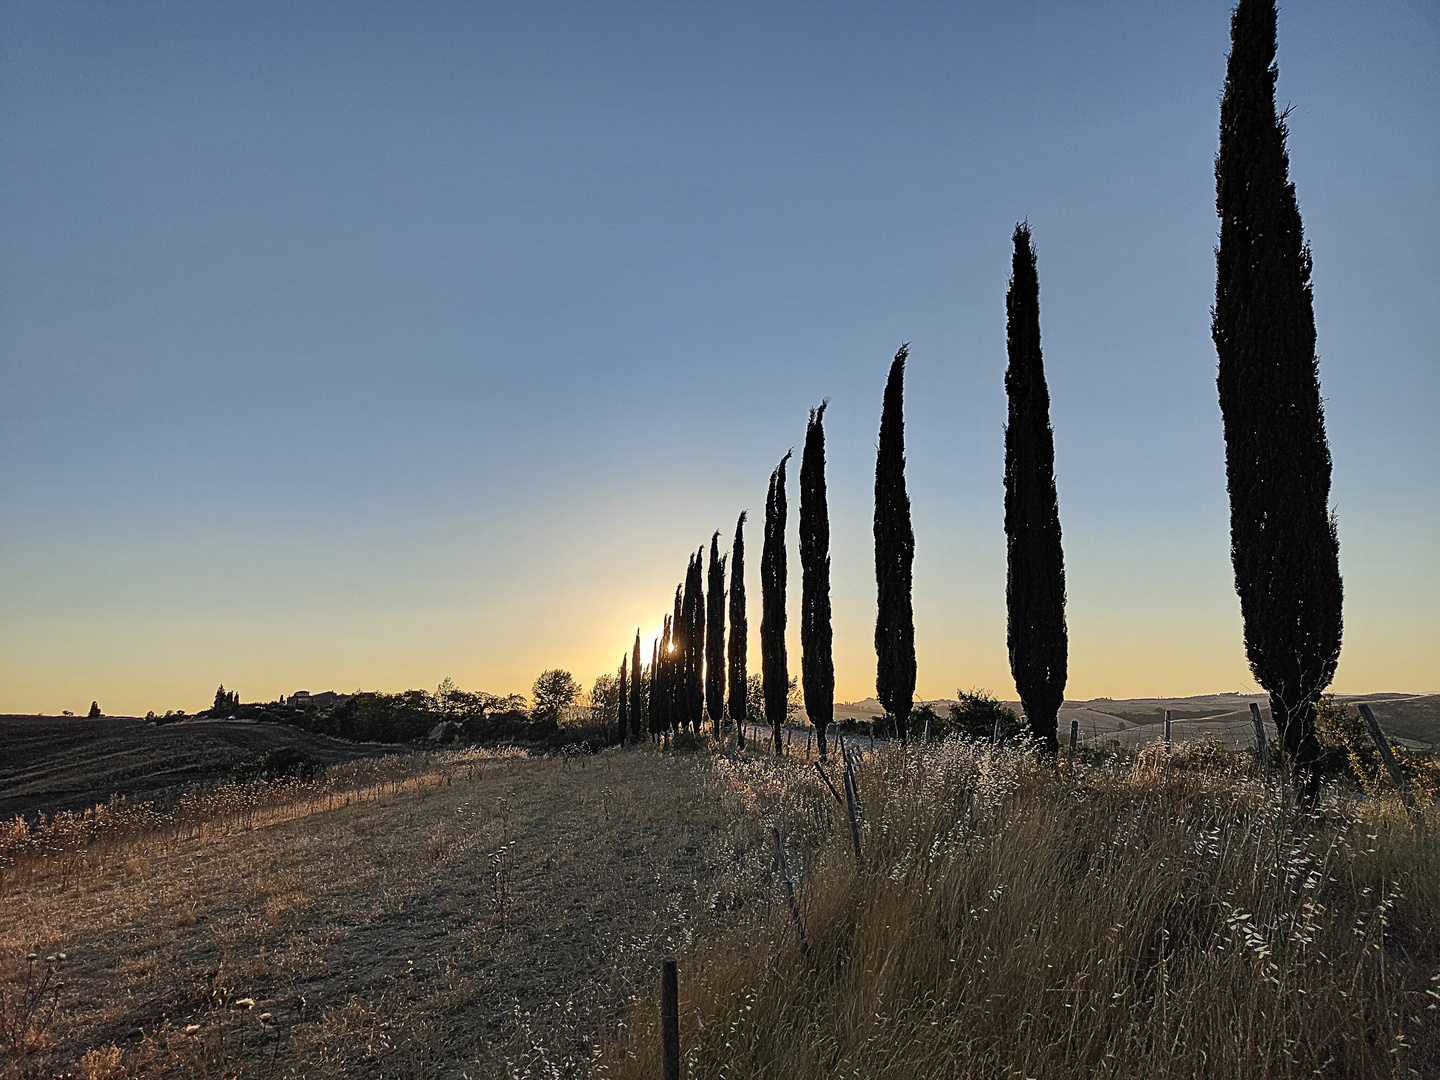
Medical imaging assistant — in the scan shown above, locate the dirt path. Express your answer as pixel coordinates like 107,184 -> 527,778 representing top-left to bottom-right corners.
1,749 -> 751,1079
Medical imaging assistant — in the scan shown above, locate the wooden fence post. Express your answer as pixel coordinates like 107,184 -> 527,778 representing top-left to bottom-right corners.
1358,703 -> 1415,810
771,826 -> 809,955
838,736 -> 863,865
814,761 -> 843,803
1248,703 -> 1271,784
1069,718 -> 1079,755
661,957 -> 679,1080
1163,709 -> 1172,750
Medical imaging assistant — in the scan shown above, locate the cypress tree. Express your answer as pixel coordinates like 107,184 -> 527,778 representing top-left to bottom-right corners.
1004,225 -> 1067,756
706,532 -> 727,738
670,585 -> 684,733
800,401 -> 835,761
728,511 -> 748,749
630,630 -> 644,743
658,614 -> 674,736
648,637 -> 662,739
761,451 -> 792,756
681,552 -> 705,733
617,654 -> 628,746
1215,0 -> 1341,780
874,346 -> 916,745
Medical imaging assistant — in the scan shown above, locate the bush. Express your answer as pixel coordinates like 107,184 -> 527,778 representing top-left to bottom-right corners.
232,747 -> 320,783
947,687 -> 1024,742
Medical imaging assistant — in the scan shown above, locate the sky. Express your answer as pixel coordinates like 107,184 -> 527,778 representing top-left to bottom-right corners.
1,1 -> 1436,716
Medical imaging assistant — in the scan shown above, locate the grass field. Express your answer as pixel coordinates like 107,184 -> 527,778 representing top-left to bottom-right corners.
2,733 -> 1437,1078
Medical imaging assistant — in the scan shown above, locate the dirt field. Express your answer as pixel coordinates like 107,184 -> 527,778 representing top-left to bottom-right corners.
0,717 -> 392,820
0,748 -> 763,1079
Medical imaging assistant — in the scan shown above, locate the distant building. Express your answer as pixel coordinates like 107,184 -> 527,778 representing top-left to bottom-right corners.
286,690 -> 350,710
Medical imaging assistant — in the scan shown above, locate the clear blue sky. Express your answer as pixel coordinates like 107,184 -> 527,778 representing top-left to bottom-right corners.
2,1 -> 1436,714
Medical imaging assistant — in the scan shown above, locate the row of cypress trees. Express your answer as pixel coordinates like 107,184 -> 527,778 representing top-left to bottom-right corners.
613,0 -> 1340,776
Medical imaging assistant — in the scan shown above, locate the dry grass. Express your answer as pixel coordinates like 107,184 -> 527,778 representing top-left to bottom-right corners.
4,737 -> 1437,1078
599,739 -> 1440,1080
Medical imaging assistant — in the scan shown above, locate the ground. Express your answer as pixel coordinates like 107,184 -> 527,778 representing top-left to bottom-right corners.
1,748 -> 753,1079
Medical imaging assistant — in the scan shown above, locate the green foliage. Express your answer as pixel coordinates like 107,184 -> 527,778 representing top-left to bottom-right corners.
948,687 -> 1025,742
589,673 -> 621,731
800,401 -> 834,742
531,669 -> 581,724
232,746 -> 320,782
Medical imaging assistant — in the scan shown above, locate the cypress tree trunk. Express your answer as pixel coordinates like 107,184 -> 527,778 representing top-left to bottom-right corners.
617,654 -> 628,746
1215,0 -> 1341,784
761,452 -> 792,756
874,346 -> 916,745
630,630 -> 644,743
800,401 -> 835,762
728,511 -> 748,749
1004,225 -> 1067,756
706,532 -> 727,738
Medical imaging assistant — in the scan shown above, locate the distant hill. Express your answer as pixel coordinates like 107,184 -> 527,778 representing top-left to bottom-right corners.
0,715 -> 393,820
832,693 -> 1440,750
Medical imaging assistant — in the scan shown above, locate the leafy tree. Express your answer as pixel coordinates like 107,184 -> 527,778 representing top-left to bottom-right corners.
761,451 -> 792,755
874,345 -> 916,745
948,688 -> 1024,743
1005,225 -> 1067,756
706,532 -> 727,737
532,669 -> 581,724
728,511 -> 749,748
590,671 -> 621,736
1214,0 -> 1341,783
630,630 -> 644,743
800,400 -> 835,761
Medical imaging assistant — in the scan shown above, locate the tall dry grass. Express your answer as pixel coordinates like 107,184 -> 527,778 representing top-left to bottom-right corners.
599,739 -> 1440,1079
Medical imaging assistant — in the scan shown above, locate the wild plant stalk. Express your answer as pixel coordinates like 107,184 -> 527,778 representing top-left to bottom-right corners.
1004,225 -> 1067,756
1215,0 -> 1342,785
874,346 -> 915,745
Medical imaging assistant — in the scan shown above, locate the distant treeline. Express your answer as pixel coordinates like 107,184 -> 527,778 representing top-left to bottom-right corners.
199,681 -> 606,752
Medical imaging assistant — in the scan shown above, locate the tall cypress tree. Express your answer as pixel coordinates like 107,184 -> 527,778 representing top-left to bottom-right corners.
874,346 -> 916,745
617,654 -> 628,747
800,401 -> 835,761
1004,225 -> 1067,756
670,585 -> 684,733
1215,0 -> 1341,779
630,630 -> 644,743
761,452 -> 792,755
648,637 -> 662,739
682,551 -> 705,733
728,511 -> 748,749
659,614 -> 674,735
706,532 -> 727,738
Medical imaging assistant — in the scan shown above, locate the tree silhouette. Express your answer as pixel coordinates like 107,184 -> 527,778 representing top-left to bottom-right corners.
706,532 -> 727,738
630,630 -> 644,743
728,511 -> 748,749
1004,224 -> 1067,756
1215,0 -> 1341,783
617,653 -> 628,746
761,452 -> 792,756
800,401 -> 835,761
874,346 -> 916,745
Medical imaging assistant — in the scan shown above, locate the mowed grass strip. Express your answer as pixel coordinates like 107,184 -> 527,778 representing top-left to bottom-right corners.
0,747 -> 774,1079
